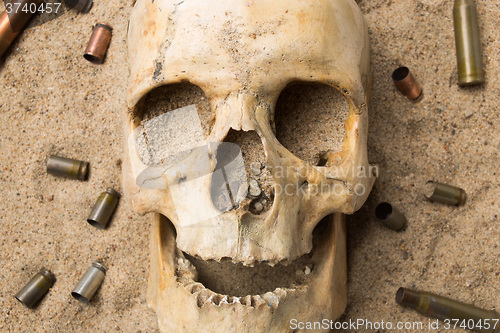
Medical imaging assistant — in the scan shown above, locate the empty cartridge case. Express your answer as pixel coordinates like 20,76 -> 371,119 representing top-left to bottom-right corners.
375,202 -> 406,231
47,155 -> 89,180
87,188 -> 120,229
71,262 -> 106,303
84,23 -> 112,64
392,67 -> 423,102
454,0 -> 484,86
317,152 -> 329,167
424,181 -> 466,206
14,268 -> 56,308
64,0 -> 93,13
397,288 -> 500,333
0,0 -> 41,57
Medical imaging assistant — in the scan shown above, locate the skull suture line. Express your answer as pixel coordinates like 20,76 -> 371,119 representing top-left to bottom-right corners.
124,0 -> 374,332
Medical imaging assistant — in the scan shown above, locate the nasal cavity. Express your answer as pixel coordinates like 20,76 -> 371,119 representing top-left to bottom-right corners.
210,130 -> 274,214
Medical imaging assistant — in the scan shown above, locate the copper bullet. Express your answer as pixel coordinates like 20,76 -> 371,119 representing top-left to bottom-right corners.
84,23 -> 112,64
392,66 -> 423,102
0,0 -> 41,57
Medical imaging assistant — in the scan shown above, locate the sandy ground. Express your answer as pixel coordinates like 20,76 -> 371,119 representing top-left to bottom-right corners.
0,0 -> 498,332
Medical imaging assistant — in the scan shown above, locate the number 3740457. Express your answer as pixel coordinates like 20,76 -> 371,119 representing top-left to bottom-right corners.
5,1 -> 62,15
443,318 -> 499,331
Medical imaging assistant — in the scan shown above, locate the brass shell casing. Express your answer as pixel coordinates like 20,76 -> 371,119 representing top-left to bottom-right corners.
397,288 -> 500,333
0,0 -> 41,57
87,188 -> 121,229
84,23 -> 112,64
47,155 -> 89,180
71,262 -> 106,304
392,67 -> 423,102
14,268 -> 56,308
454,0 -> 484,86
424,181 -> 466,206
64,0 -> 93,13
375,202 -> 407,231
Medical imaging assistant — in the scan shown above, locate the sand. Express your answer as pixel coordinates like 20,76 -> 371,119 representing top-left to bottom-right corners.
0,0 -> 498,332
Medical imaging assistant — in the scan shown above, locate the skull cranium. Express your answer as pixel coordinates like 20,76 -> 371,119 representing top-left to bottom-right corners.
125,0 -> 374,331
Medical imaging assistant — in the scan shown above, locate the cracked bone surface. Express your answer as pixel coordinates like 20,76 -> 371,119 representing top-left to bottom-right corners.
125,0 -> 374,332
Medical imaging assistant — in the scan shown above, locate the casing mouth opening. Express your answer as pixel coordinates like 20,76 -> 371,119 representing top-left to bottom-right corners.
375,202 -> 393,220
71,292 -> 89,304
83,54 -> 103,64
87,219 -> 105,229
392,67 -> 410,81
14,296 -> 28,307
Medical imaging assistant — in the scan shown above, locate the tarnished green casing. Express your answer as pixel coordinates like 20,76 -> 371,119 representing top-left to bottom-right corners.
14,268 -> 56,308
424,181 -> 466,206
47,155 -> 89,180
64,0 -> 94,13
375,202 -> 407,231
454,0 -> 484,86
87,188 -> 120,229
397,288 -> 500,333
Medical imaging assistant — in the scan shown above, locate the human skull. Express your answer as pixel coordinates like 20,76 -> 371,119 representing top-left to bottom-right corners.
124,0 -> 374,332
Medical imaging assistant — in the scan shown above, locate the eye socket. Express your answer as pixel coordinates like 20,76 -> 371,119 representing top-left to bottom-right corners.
274,82 -> 350,165
137,82 -> 213,137
132,83 -> 213,171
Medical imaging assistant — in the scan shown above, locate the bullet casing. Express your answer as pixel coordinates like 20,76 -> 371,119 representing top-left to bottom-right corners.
424,181 -> 466,206
454,0 -> 484,86
397,288 -> 500,333
14,268 -> 56,308
71,262 -> 106,304
84,23 -> 112,64
64,0 -> 93,13
0,0 -> 41,57
47,155 -> 89,180
392,67 -> 423,102
87,188 -> 120,229
317,152 -> 329,167
375,202 -> 407,231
